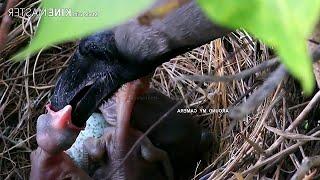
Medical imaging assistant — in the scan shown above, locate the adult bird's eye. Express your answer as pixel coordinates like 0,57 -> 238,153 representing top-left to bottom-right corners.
78,30 -> 117,60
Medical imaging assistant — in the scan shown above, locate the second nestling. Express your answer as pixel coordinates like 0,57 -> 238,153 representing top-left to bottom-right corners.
31,79 -> 213,180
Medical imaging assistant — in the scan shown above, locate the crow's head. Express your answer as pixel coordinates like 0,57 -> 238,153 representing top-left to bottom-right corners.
50,30 -> 152,127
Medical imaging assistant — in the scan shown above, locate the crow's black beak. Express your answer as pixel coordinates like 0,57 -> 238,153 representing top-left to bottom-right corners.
71,76 -> 120,127
50,48 -> 122,127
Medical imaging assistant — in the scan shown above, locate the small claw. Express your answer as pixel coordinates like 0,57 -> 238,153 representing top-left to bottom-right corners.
140,137 -> 174,180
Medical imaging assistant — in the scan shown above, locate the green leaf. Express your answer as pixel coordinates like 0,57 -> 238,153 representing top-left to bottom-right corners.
14,0 -> 152,60
197,0 -> 320,94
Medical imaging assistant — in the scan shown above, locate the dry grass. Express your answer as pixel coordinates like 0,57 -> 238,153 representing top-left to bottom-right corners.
1,0 -> 320,179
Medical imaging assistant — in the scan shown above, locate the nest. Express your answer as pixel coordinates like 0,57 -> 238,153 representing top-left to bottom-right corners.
1,0 -> 320,179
